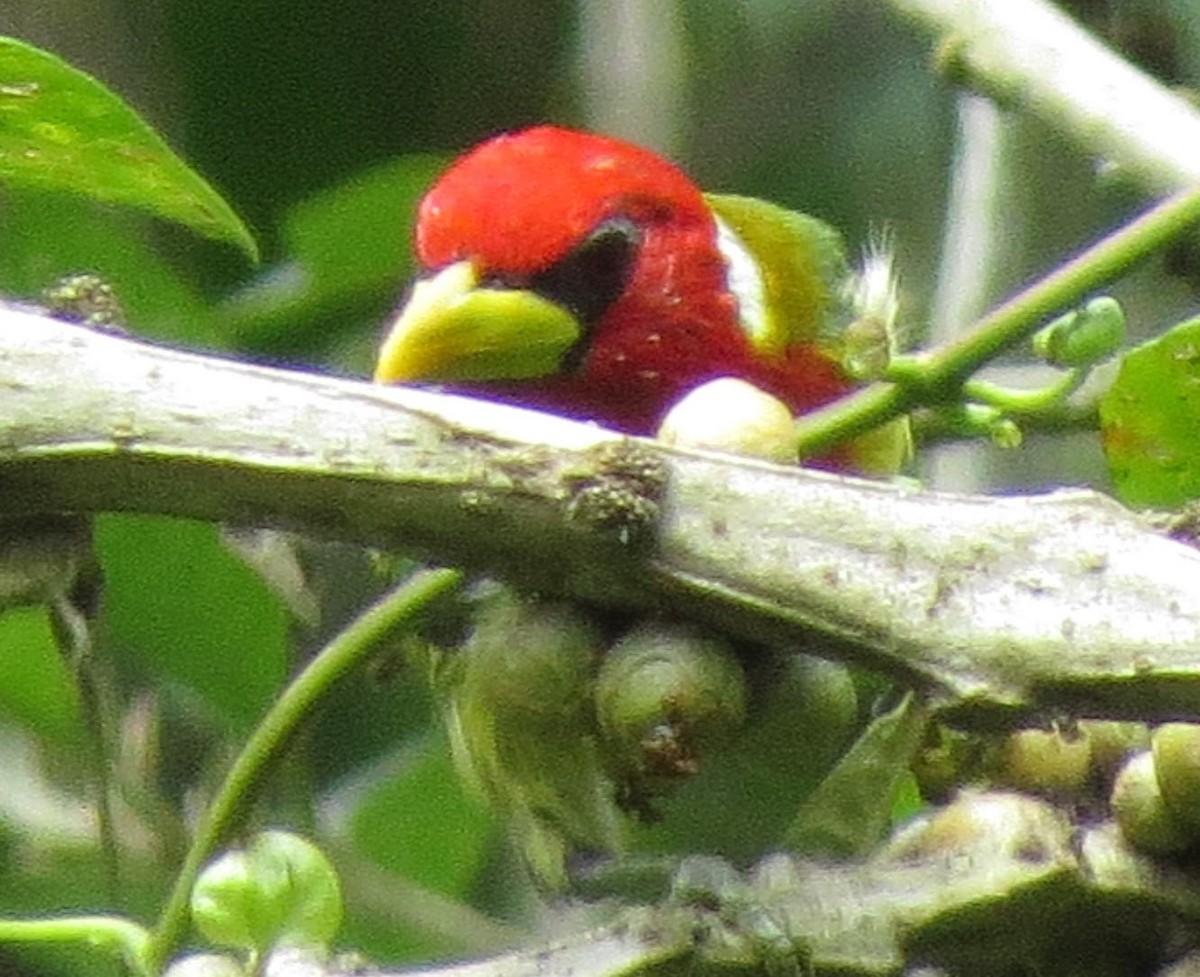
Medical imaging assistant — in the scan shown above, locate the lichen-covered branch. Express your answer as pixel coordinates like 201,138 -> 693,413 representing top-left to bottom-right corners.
4,305 -> 1200,726
259,915 -> 694,977
260,792 -> 1200,977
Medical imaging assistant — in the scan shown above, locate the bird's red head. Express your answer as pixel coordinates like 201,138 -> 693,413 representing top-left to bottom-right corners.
376,125 -> 853,437
417,125 -> 710,280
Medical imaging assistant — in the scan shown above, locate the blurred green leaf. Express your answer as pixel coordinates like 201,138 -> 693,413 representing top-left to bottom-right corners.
343,732 -> 494,961
785,693 -> 929,859
219,156 -> 443,351
0,188 -> 218,345
351,732 -> 490,899
283,156 -> 441,296
0,839 -> 163,977
0,606 -> 81,747
1100,315 -> 1200,508
0,36 -> 257,261
94,515 -> 288,733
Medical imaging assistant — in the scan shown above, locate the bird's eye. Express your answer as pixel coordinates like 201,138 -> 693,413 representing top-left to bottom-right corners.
529,218 -> 641,327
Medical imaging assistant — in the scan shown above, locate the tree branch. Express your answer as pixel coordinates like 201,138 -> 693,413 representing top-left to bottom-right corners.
885,0 -> 1200,192
261,915 -> 694,977
262,797 -> 1200,977
4,304 -> 1200,726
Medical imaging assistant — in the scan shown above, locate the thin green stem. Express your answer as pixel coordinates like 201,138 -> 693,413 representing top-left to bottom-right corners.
50,595 -> 122,908
795,182 -> 1200,460
0,915 -> 151,976
144,567 -> 464,974
961,368 -> 1084,415
912,400 -> 1101,445
925,191 -> 1200,382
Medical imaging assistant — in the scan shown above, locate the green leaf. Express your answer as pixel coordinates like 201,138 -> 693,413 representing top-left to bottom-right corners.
634,654 -> 858,862
94,515 -> 288,733
0,188 -> 216,345
0,37 -> 258,261
1100,315 -> 1200,508
218,155 -> 442,354
0,606 -> 81,747
351,732 -> 491,899
282,156 -> 441,298
346,733 -> 494,960
785,692 -> 929,859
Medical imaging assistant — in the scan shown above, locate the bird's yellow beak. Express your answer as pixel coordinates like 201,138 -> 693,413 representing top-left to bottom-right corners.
374,260 -> 583,384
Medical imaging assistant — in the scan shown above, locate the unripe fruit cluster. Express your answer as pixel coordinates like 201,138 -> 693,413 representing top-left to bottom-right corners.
913,720 -> 1148,804
443,588 -> 860,866
451,594 -> 757,820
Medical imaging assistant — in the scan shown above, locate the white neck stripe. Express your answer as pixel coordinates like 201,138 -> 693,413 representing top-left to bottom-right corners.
713,214 -> 768,347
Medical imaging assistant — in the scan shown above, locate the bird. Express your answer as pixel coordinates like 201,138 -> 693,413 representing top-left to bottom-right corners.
372,127 -> 904,885
374,124 -> 906,473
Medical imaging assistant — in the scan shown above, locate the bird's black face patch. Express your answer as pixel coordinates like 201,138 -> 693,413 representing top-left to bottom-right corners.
529,217 -> 641,330
471,217 -> 641,375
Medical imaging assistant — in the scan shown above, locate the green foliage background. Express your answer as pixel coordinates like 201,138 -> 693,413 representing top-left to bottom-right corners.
1,1 -> 1199,975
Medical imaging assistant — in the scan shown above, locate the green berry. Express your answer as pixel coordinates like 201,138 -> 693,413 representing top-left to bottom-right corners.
1111,751 -> 1192,856
1080,720 -> 1148,779
595,620 -> 747,809
1032,297 -> 1125,369
447,591 -> 618,886
990,726 -> 1092,799
1151,722 -> 1200,830
882,789 -> 1070,863
190,830 -> 343,954
657,378 -> 797,463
